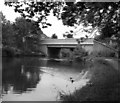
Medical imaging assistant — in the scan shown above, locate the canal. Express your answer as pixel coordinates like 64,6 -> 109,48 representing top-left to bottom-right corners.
2,57 -> 91,101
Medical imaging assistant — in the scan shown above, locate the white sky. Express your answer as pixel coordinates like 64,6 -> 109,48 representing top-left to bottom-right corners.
0,0 -> 96,38
0,0 -> 21,22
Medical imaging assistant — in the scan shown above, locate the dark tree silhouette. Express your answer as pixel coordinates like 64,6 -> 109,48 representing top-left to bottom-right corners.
2,14 -> 44,56
51,34 -> 58,39
66,34 -> 73,38
2,57 -> 41,94
63,31 -> 73,38
4,1 -> 120,51
5,1 -> 120,38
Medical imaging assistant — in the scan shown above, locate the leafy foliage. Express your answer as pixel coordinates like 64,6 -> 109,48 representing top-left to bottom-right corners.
13,17 -> 41,51
4,2 -> 63,28
4,1 -> 120,53
2,12 -> 44,56
63,33 -> 73,38
60,49 -> 71,58
61,2 -> 120,39
73,44 -> 88,61
63,30 -> 74,38
1,12 -> 15,46
4,2 -> 120,39
51,33 -> 58,39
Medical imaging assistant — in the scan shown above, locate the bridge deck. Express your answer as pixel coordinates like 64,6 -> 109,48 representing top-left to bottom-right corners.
40,38 -> 94,45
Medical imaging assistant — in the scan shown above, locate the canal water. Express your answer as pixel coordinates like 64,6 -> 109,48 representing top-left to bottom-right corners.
2,57 -> 91,101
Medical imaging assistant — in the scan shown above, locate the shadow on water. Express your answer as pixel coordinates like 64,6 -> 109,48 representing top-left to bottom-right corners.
47,58 -> 87,70
40,58 -> 88,81
2,57 -> 91,101
2,57 -> 42,94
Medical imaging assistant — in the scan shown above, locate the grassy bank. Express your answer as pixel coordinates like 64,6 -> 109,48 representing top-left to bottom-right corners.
60,58 -> 120,102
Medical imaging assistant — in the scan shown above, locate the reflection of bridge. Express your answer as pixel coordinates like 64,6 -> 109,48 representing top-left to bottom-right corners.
40,38 -> 94,58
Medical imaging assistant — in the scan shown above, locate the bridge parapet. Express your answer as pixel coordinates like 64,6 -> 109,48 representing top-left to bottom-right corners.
40,38 -> 94,45
39,38 -> 94,57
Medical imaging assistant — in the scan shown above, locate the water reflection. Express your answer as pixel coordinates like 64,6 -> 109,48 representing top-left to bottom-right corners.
2,57 -> 90,101
2,57 -> 41,94
42,59 -> 88,80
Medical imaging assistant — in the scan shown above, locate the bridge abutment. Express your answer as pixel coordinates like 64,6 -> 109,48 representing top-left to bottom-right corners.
40,45 -> 48,56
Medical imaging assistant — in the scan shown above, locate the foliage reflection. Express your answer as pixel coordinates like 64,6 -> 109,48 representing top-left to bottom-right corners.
2,57 -> 42,94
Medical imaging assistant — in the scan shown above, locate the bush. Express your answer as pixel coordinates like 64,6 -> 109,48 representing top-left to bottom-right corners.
95,51 -> 116,57
60,49 -> 71,58
2,46 -> 16,57
73,45 -> 88,61
60,46 -> 88,62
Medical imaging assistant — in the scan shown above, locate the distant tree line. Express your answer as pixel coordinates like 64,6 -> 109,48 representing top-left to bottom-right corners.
1,12 -> 44,56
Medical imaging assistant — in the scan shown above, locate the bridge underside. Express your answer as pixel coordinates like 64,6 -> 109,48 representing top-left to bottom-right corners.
48,47 -> 61,58
47,47 -> 75,58
40,38 -> 94,58
40,40 -> 93,58
40,45 -> 93,58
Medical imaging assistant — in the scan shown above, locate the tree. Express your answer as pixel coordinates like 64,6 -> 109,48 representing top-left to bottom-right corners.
5,1 -> 119,36
66,33 -> 73,38
5,1 -> 120,50
13,17 -> 43,53
73,45 -> 88,61
0,11 -> 7,24
51,34 -> 58,39
63,31 -> 73,38
61,2 -> 120,38
1,12 -> 15,47
2,13 -> 44,56
4,2 -> 62,28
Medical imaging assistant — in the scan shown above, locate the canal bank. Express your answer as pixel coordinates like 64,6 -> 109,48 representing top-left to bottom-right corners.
2,57 -> 90,101
2,57 -> 120,101
60,58 -> 120,102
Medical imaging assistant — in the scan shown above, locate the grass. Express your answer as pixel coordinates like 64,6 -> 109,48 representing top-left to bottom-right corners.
59,59 -> 120,102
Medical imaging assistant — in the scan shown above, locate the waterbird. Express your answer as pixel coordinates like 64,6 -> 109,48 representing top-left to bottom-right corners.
70,77 -> 75,83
